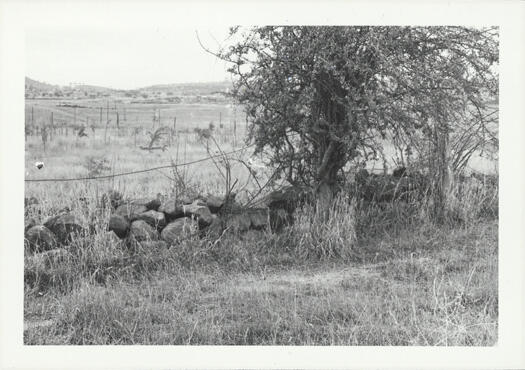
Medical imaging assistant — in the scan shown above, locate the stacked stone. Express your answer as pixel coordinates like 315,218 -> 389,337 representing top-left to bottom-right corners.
24,198 -> 86,254
24,187 -> 304,254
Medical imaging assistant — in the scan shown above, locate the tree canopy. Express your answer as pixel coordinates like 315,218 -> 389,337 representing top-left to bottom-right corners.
219,26 -> 498,206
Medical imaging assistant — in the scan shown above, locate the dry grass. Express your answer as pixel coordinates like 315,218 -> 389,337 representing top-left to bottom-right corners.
24,220 -> 497,345
24,100 -> 498,346
24,184 -> 498,345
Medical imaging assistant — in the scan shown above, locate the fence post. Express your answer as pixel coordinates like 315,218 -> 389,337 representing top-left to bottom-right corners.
50,112 -> 54,141
152,108 -> 156,129
105,101 -> 109,144
172,116 -> 177,145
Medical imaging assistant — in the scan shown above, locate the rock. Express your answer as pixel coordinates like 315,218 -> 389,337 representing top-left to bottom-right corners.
43,213 -> 84,244
180,195 -> 194,205
218,194 -> 242,215
115,203 -> 148,220
269,208 -> 292,232
134,210 -> 166,230
161,218 -> 199,245
25,218 -> 37,233
248,208 -> 269,230
206,195 -> 224,213
183,201 -> 214,227
24,196 -> 39,208
130,196 -> 162,211
108,214 -> 130,239
392,166 -> 407,178
203,215 -> 224,238
129,220 -> 159,241
225,214 -> 251,233
265,186 -> 310,214
25,225 -> 58,253
193,198 -> 207,207
354,173 -> 429,203
158,198 -> 185,219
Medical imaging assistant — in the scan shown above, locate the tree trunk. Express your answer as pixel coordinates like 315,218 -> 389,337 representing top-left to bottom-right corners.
315,141 -> 340,220
432,120 -> 451,223
316,180 -> 335,220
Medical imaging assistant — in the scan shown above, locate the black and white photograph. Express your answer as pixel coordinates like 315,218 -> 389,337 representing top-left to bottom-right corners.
1,1 -> 524,369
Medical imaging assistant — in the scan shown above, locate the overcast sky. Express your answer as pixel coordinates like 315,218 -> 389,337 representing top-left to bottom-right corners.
26,26 -> 233,90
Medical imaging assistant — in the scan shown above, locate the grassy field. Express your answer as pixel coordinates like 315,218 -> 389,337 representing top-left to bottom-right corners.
24,99 -> 498,345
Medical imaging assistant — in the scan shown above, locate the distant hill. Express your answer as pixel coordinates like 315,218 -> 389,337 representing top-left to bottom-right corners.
25,77 -> 232,99
140,80 -> 232,96
25,77 -> 60,91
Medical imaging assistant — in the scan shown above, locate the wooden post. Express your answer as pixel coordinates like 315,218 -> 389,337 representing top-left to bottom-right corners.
31,106 -> 34,128
99,107 -> 102,126
41,126 -> 47,152
74,107 -> 77,127
117,112 -> 120,135
175,116 -> 177,145
50,112 -> 54,141
152,108 -> 156,129
105,101 -> 109,144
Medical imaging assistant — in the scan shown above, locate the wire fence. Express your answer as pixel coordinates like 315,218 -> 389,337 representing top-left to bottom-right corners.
25,143 -> 257,183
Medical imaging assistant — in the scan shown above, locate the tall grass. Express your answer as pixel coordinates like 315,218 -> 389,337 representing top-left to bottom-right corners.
24,140 -> 498,345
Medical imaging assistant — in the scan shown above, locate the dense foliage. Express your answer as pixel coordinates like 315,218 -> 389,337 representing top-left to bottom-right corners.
220,26 -> 498,210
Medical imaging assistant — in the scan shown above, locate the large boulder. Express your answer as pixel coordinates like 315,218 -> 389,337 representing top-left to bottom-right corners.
355,173 -> 429,203
206,195 -> 225,213
129,220 -> 159,241
183,201 -> 214,227
134,210 -> 166,230
203,215 -> 223,238
161,218 -> 199,245
25,225 -> 58,253
265,186 -> 310,214
392,166 -> 407,178
115,203 -> 148,220
43,213 -> 84,245
108,214 -> 130,239
24,196 -> 39,208
129,196 -> 162,211
158,198 -> 185,220
25,218 -> 38,233
218,194 -> 242,215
